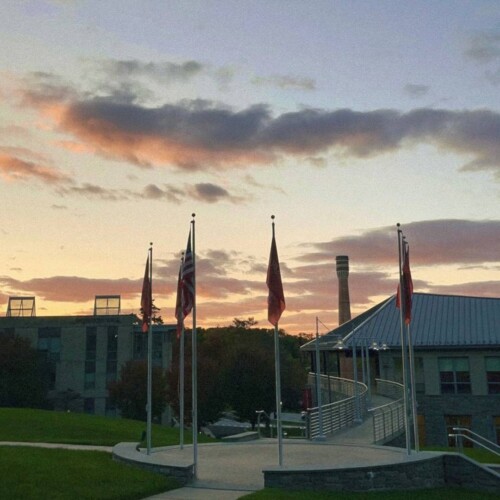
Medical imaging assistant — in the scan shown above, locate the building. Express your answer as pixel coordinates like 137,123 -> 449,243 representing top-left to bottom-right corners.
301,293 -> 500,447
0,295 -> 176,420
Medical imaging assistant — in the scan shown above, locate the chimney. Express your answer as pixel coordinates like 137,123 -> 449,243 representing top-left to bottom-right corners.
336,255 -> 351,325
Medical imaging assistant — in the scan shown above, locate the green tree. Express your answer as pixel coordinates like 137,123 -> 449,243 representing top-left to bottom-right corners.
0,335 -> 48,408
166,325 -> 308,428
108,360 -> 168,421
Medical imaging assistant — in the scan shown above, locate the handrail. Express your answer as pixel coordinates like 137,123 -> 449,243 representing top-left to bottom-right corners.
450,427 -> 500,457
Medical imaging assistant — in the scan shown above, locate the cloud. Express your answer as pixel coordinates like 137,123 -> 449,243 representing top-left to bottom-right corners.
403,84 -> 430,98
58,183 -> 129,201
464,31 -> 500,63
252,74 -> 316,91
0,276 -> 145,303
96,59 -> 204,84
17,75 -> 500,178
0,150 -> 71,185
0,218 -> 498,333
299,219 -> 500,268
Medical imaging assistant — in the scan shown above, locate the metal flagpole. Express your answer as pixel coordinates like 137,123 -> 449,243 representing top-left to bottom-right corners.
191,214 -> 198,477
271,219 -> 284,467
146,243 -> 153,455
407,322 -> 419,452
397,224 -> 411,455
314,316 -> 325,440
403,238 -> 419,452
179,252 -> 185,450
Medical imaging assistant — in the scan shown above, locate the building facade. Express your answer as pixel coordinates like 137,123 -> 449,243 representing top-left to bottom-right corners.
301,293 -> 500,447
0,296 -> 176,420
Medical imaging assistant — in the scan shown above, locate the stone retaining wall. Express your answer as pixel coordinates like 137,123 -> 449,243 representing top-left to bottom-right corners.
264,453 -> 500,493
112,443 -> 194,486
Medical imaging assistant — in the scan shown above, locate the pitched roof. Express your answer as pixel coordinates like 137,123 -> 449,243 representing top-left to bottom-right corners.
301,293 -> 500,351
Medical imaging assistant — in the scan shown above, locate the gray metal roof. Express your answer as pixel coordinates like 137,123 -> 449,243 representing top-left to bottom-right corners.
301,293 -> 500,351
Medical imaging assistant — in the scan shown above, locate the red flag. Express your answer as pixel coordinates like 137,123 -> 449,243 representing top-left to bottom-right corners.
174,258 -> 184,338
181,231 -> 194,319
141,255 -> 152,333
396,243 -> 413,324
267,233 -> 285,326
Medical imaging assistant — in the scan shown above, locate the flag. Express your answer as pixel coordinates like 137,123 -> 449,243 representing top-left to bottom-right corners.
396,243 -> 413,324
267,233 -> 285,326
141,255 -> 152,333
174,259 -> 184,338
181,231 -> 194,319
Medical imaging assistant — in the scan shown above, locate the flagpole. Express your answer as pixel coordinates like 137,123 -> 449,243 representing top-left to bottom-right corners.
397,224 -> 411,455
191,214 -> 198,477
146,243 -> 153,456
179,253 -> 185,450
403,238 -> 419,452
271,217 -> 284,467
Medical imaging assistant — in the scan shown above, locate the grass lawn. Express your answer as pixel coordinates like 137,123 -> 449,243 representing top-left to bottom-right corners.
241,487 -> 500,499
0,446 -> 178,499
0,407 -> 214,447
423,445 -> 500,464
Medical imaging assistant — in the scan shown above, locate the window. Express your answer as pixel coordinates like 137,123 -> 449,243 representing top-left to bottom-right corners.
106,327 -> 118,383
494,416 -> 500,446
445,415 -> 472,447
84,398 -> 95,414
439,357 -> 471,394
486,357 -> 500,395
84,328 -> 97,389
38,327 -> 61,362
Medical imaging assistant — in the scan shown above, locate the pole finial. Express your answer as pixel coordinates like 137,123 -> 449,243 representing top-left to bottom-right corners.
192,213 -> 196,218
271,215 -> 275,220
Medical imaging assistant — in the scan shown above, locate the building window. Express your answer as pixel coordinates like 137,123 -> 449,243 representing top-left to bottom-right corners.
494,416 -> 500,446
153,331 -> 162,365
445,415 -> 472,448
85,328 -> 97,389
439,357 -> 471,394
485,357 -> 500,395
84,398 -> 95,414
38,327 -> 61,362
133,333 -> 146,359
105,398 -> 117,417
106,327 -> 118,383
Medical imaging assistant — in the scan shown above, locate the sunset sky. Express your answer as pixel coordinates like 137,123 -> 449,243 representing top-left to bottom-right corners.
1,1 -> 499,334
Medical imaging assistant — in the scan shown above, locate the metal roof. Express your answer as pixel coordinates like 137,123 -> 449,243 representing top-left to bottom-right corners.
301,293 -> 500,351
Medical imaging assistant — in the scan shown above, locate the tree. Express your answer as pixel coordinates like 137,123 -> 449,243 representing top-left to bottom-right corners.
108,360 -> 168,421
232,317 -> 258,329
0,335 -> 48,408
166,325 -> 308,428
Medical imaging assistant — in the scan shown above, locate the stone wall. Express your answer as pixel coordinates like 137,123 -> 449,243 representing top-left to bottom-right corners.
263,453 -> 500,493
418,394 -> 498,446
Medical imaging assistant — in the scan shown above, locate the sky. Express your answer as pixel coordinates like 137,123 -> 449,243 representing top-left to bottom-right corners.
0,0 -> 499,335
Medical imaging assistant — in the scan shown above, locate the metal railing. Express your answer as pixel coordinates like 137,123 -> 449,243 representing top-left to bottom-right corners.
370,379 -> 405,445
305,375 -> 368,439
449,427 -> 500,458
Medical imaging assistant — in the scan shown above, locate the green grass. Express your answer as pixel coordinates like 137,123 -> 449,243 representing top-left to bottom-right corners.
423,445 -> 500,464
241,487 -> 500,499
0,408 -> 214,447
0,446 -> 177,499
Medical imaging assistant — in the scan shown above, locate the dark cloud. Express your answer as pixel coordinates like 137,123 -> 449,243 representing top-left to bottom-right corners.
403,84 -> 430,98
17,76 -> 500,178
300,219 -> 500,267
464,31 -> 500,63
96,59 -> 204,83
58,183 -> 128,201
252,74 -> 316,90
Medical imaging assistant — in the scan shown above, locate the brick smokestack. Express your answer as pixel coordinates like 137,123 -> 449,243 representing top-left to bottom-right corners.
336,255 -> 351,325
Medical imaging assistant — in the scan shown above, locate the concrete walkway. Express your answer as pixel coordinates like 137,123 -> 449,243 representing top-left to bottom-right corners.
139,401 -> 415,500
